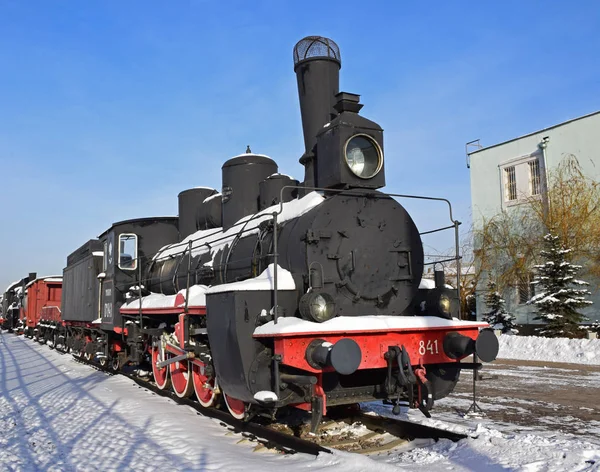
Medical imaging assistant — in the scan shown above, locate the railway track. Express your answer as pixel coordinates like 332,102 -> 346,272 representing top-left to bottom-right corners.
36,336 -> 467,456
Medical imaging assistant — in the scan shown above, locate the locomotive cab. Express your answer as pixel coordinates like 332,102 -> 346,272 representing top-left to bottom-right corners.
97,217 -> 179,331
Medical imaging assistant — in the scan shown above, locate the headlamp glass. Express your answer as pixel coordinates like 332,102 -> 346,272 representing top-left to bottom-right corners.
300,292 -> 336,323
345,135 -> 382,179
439,295 -> 451,314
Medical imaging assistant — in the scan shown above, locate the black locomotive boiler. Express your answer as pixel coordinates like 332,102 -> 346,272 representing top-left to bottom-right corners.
44,36 -> 498,430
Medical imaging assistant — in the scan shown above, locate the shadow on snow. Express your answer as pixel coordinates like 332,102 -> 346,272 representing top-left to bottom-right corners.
0,333 -> 210,471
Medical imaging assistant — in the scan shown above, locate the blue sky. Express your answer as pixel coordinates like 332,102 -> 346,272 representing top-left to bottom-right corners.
1,0 -> 599,290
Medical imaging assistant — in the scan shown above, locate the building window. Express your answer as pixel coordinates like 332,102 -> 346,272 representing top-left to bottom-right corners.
500,152 -> 545,206
504,166 -> 517,201
516,274 -> 536,304
529,159 -> 541,196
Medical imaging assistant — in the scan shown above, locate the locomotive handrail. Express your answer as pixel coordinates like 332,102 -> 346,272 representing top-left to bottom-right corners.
153,185 -> 461,263
184,240 -> 193,315
275,185 -> 458,224
423,257 -> 458,266
151,203 -> 295,263
142,184 -> 464,321
138,250 -> 144,329
149,188 -> 459,258
274,185 -> 463,319
419,223 -> 456,236
272,211 -> 279,324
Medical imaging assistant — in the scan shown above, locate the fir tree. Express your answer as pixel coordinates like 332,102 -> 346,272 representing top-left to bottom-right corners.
465,293 -> 477,320
483,280 -> 518,334
528,233 -> 592,338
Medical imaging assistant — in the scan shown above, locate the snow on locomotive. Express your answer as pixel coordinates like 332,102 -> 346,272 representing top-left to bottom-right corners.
52,36 -> 498,429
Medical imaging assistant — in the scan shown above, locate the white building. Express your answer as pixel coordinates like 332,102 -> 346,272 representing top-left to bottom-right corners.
468,111 -> 600,325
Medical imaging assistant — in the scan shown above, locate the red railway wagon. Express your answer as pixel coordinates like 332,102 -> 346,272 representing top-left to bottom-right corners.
23,276 -> 63,340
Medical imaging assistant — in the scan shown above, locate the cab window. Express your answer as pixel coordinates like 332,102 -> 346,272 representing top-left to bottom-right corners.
103,241 -> 108,271
118,234 -> 138,271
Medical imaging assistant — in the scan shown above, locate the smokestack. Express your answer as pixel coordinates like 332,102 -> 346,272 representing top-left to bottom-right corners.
293,36 -> 341,188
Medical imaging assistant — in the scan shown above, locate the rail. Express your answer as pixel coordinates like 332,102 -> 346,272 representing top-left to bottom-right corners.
68,352 -> 330,456
62,344 -> 467,456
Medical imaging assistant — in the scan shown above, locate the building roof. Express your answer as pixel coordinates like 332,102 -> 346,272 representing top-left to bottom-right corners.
468,110 -> 600,156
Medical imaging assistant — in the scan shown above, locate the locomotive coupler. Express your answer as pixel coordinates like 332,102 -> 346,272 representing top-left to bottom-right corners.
384,345 -> 417,415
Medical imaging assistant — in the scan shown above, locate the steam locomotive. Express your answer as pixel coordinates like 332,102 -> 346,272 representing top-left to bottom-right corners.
5,36 -> 498,430
1,274 -> 36,332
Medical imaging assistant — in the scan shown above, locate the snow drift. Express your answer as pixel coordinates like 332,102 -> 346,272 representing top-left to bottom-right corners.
498,333 -> 600,365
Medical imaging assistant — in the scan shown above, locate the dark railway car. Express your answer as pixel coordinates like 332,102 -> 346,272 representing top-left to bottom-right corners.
61,239 -> 103,323
57,240 -> 103,355
2,274 -> 35,332
1,282 -> 19,331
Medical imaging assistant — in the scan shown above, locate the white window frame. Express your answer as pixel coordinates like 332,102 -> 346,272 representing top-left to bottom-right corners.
504,166 -> 517,202
103,241 -> 108,271
515,273 -> 536,305
529,159 -> 542,196
499,151 -> 544,208
118,233 -> 138,271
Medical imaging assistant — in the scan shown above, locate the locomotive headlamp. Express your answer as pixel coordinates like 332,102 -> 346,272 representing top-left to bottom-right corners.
299,292 -> 336,323
439,295 -> 451,315
344,135 -> 382,179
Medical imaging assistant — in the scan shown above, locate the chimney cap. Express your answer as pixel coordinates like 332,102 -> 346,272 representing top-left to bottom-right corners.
293,36 -> 341,69
333,92 -> 363,114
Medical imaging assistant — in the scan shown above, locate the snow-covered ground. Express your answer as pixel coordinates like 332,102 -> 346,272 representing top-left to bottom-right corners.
498,333 -> 600,365
1,332 -> 599,471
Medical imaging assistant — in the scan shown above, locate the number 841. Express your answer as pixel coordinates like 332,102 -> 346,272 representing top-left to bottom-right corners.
418,339 -> 439,356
